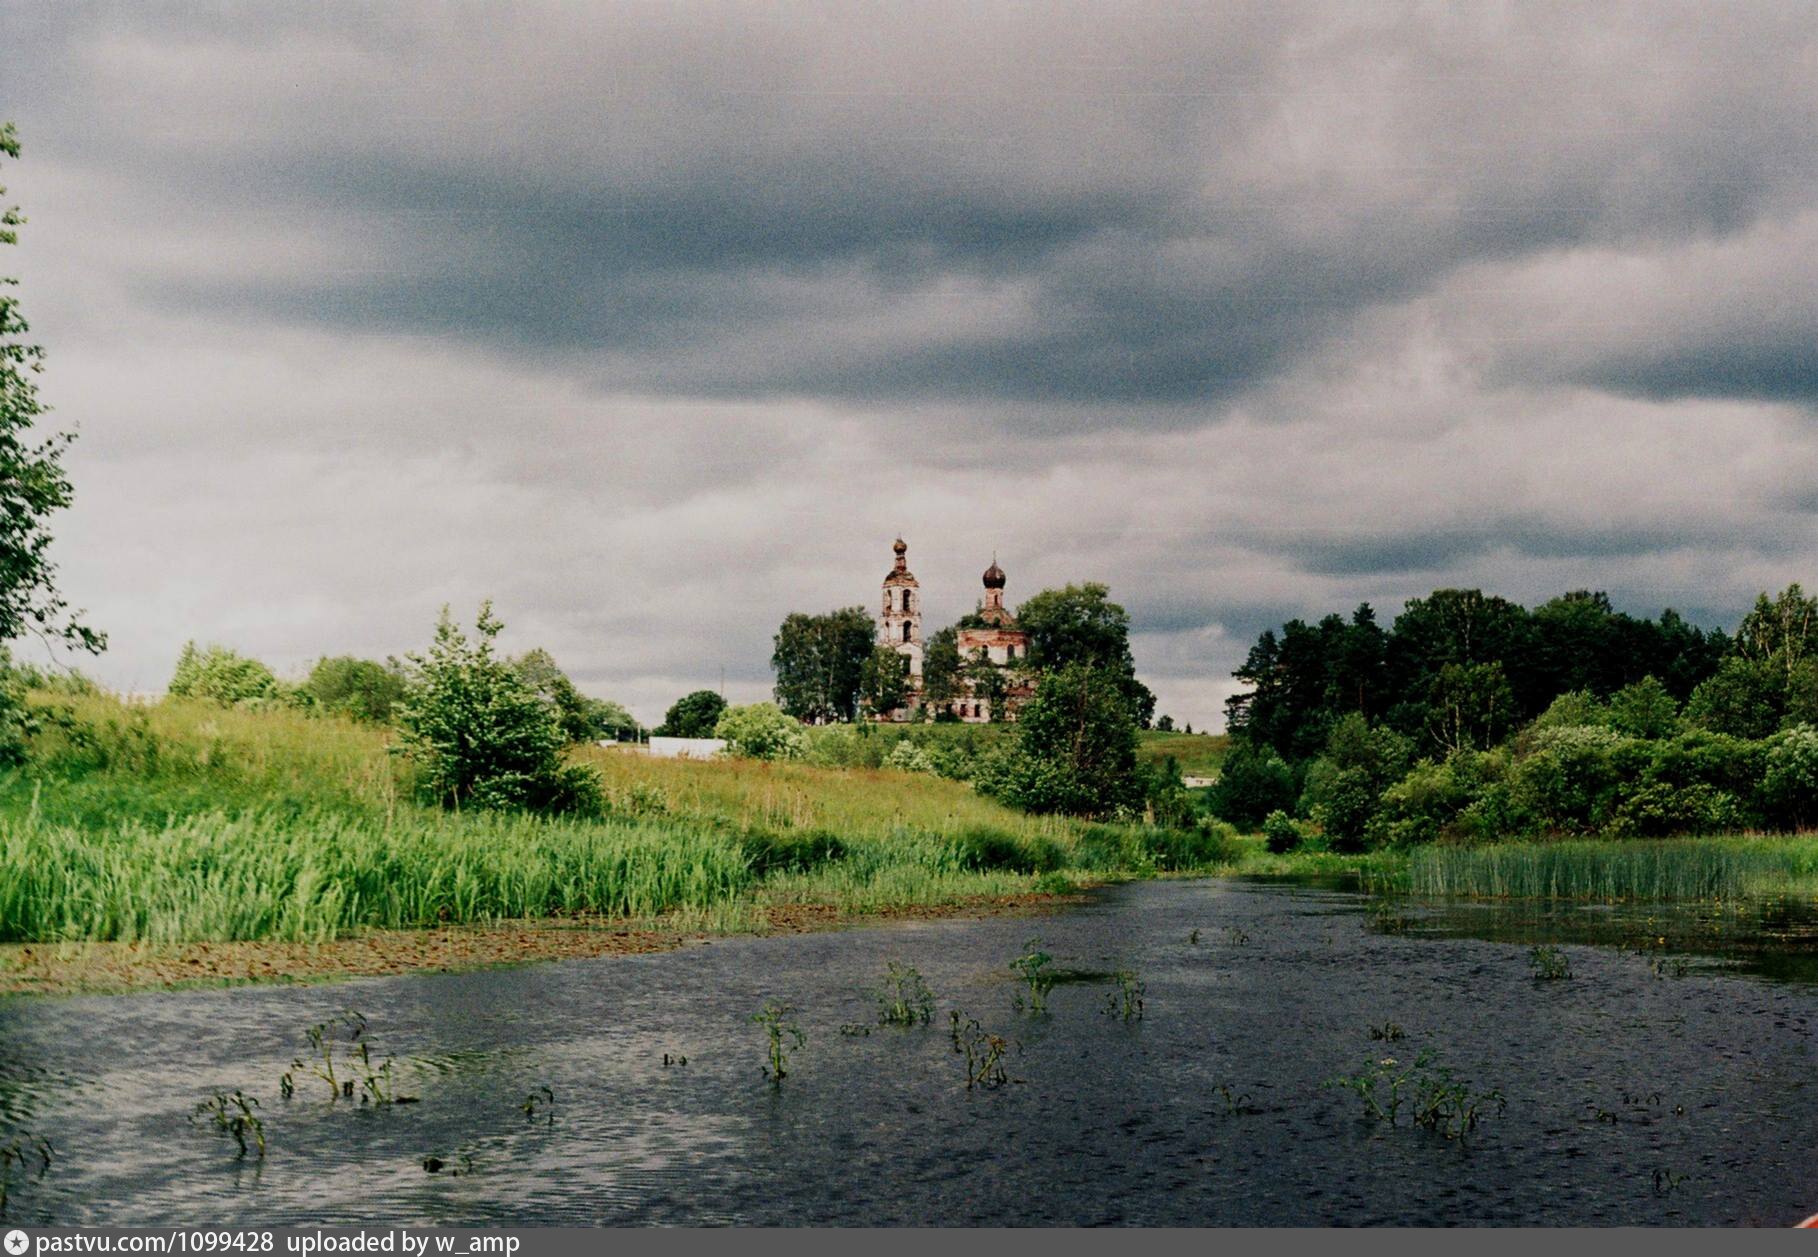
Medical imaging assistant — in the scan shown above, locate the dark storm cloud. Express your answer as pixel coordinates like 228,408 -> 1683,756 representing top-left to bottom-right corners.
15,0 -> 1818,412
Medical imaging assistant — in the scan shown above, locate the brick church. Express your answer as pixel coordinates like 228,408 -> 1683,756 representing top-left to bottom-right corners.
876,537 -> 1035,723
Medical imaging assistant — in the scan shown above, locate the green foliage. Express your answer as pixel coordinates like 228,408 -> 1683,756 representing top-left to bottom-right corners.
1606,675 -> 1680,739
976,663 -> 1140,818
1762,724 -> 1818,830
1010,938 -> 1056,1012
859,643 -> 911,717
1262,808 -> 1302,853
884,738 -> 935,774
752,1000 -> 805,1082
659,689 -> 726,738
513,648 -> 636,743
1142,754 -> 1195,828
713,701 -> 808,760
869,962 -> 936,1026
1206,741 -> 1297,828
392,603 -> 602,814
771,607 -> 874,723
1015,583 -> 1156,726
1425,661 -> 1515,755
169,642 -> 288,707
0,125 -> 103,657
302,655 -> 406,723
921,626 -> 964,708
1686,657 -> 1785,739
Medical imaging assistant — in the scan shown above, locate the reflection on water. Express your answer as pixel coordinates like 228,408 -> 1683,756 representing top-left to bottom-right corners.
1364,892 -> 1818,984
4,879 -> 1818,1226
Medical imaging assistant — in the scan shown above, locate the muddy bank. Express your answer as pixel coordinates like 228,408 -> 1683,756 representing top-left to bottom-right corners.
0,892 -> 1081,998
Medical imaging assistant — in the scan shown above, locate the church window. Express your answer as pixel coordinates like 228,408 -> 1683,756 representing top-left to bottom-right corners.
903,622 -> 912,642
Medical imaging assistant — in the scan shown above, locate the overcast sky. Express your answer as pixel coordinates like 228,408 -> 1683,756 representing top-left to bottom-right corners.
5,1 -> 1818,728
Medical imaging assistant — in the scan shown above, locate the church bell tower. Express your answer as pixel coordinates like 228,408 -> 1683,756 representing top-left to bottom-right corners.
880,537 -> 923,678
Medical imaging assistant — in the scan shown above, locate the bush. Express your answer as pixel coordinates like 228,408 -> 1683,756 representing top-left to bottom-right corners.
302,656 -> 406,723
714,702 -> 808,761
1262,809 -> 1302,853
168,642 -> 288,707
1508,725 -> 1632,834
885,739 -> 935,774
392,602 -> 602,815
1369,750 -> 1509,848
1141,820 -> 1239,870
1763,724 -> 1818,830
1206,741 -> 1297,828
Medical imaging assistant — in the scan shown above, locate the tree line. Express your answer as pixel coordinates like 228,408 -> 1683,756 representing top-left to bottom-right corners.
1213,585 -> 1818,847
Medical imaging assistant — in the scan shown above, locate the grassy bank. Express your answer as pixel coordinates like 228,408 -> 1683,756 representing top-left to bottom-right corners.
0,693 -> 1236,949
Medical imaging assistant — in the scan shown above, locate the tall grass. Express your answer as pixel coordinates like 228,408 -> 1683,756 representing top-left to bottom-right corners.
0,808 -> 753,943
1408,837 -> 1818,902
0,691 -> 1232,945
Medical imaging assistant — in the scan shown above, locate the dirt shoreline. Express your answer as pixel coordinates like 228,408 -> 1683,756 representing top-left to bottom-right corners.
0,891 -> 1086,998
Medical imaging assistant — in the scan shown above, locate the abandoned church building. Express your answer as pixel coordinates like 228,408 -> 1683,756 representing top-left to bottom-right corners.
876,537 -> 1036,723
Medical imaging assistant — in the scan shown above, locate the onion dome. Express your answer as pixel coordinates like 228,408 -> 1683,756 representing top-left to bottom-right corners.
982,557 -> 1006,589
893,537 -> 908,556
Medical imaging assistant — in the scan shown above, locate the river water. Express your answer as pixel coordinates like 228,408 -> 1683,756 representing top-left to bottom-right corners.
5,878 -> 1818,1226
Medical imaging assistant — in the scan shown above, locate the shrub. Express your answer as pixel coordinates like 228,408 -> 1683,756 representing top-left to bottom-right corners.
302,656 -> 406,723
1206,741 -> 1297,828
168,642 -> 287,707
1763,724 -> 1818,830
714,702 -> 808,760
1141,819 -> 1239,869
1143,754 -> 1195,828
1262,808 -> 1302,853
1369,750 -> 1508,847
885,739 -> 935,774
1508,725 -> 1631,834
392,602 -> 602,815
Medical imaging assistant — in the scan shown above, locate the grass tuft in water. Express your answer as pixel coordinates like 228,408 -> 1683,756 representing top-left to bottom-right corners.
192,1091 -> 265,1158
1528,944 -> 1573,981
868,962 -> 935,1026
1102,969 -> 1145,1022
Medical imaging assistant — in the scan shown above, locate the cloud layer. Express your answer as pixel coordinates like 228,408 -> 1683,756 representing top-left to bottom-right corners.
6,1 -> 1818,726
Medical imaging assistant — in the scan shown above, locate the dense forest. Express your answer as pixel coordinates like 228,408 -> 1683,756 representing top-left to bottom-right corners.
1212,586 -> 1818,848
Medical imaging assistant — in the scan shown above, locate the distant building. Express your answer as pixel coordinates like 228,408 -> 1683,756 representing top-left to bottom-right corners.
874,538 -> 1035,723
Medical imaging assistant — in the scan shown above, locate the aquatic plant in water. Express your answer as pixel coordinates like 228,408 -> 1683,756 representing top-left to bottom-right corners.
1368,1021 -> 1406,1042
192,1091 -> 265,1159
1328,1049 -> 1505,1141
753,1000 -> 806,1083
950,1015 -> 1011,1090
522,1085 -> 555,1124
1103,969 -> 1145,1022
281,1011 -> 416,1104
869,961 -> 936,1026
1528,944 -> 1572,981
1011,938 -> 1056,1013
